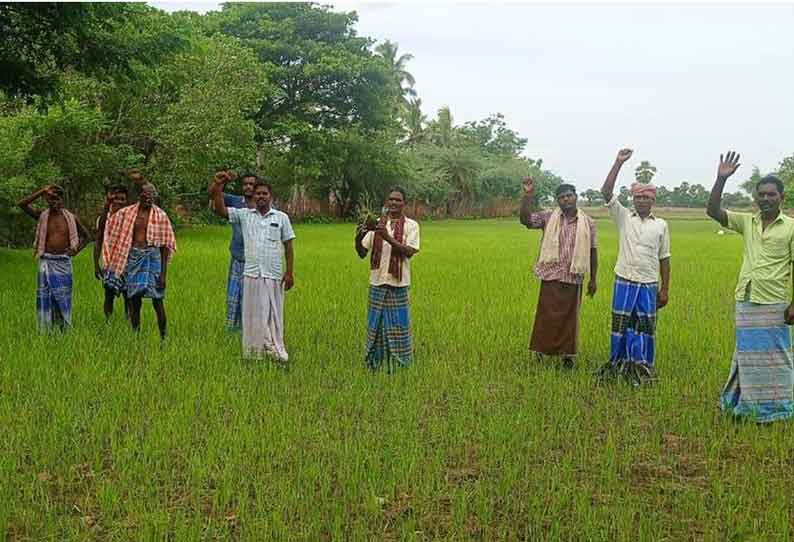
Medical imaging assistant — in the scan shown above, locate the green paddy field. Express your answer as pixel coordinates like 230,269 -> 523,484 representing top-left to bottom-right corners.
2,217 -> 792,541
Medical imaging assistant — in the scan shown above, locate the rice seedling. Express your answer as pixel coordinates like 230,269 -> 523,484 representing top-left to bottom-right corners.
2,218 -> 793,540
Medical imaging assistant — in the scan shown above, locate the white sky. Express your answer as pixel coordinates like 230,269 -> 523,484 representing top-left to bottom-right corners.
150,1 -> 794,192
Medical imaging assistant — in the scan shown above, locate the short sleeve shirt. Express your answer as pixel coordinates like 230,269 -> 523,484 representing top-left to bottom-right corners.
726,210 -> 794,304
224,193 -> 247,262
606,195 -> 671,283
362,217 -> 420,287
228,207 -> 295,279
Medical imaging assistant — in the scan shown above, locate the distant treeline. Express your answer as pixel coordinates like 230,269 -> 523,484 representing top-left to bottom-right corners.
0,3 -> 789,246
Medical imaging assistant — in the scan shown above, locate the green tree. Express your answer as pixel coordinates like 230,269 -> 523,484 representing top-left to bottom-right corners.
723,191 -> 752,208
740,166 -> 764,195
689,183 -> 708,207
0,3 -> 187,98
634,160 -> 657,184
208,3 -> 397,143
428,106 -> 454,147
0,97 -> 138,245
655,185 -> 672,206
374,39 -> 417,104
618,185 -> 631,206
206,3 -> 398,202
151,35 -> 268,197
403,98 -> 426,145
313,128 -> 410,217
581,189 -> 604,207
459,113 -> 527,157
776,154 -> 794,207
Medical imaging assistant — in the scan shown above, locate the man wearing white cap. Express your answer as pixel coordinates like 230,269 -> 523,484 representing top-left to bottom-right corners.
599,149 -> 671,384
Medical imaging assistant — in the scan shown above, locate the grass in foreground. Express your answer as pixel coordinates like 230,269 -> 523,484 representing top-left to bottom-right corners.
2,218 -> 793,541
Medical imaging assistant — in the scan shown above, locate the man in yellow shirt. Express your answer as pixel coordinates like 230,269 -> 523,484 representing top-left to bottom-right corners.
707,150 -> 794,423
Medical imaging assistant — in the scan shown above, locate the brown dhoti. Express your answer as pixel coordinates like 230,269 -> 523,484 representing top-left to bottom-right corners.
529,280 -> 582,356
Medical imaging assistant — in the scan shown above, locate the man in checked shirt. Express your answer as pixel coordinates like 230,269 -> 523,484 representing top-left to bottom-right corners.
519,177 -> 598,369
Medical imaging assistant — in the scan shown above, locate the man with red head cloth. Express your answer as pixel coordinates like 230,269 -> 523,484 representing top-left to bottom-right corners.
599,149 -> 671,385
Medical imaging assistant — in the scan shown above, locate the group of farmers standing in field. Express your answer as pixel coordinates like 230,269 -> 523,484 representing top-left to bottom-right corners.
16,148 -> 794,423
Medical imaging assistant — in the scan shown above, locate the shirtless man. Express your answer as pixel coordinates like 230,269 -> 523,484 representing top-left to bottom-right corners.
18,184 -> 91,331
103,183 -> 176,339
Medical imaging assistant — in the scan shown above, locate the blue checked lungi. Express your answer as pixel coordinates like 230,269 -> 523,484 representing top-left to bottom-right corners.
123,246 -> 164,299
366,285 -> 413,373
37,253 -> 73,331
721,301 -> 794,423
226,258 -> 244,331
609,277 -> 657,367
103,271 -> 125,295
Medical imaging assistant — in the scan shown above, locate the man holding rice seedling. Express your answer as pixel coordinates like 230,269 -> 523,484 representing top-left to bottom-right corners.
94,183 -> 130,321
18,184 -> 91,332
207,170 -> 257,332
520,177 -> 598,369
708,151 -> 794,423
103,182 -> 176,340
597,148 -> 671,386
210,173 -> 295,361
354,187 -> 420,373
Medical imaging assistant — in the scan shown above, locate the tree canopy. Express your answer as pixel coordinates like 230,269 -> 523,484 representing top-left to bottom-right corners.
0,2 -> 785,247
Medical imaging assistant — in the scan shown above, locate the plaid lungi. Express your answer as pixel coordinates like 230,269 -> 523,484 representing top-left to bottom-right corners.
123,246 -> 164,299
37,253 -> 73,330
366,285 -> 413,372
609,277 -> 657,367
226,258 -> 244,331
721,301 -> 794,423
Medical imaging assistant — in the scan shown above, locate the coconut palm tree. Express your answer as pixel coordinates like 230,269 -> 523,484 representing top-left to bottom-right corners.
429,106 -> 454,147
403,98 -> 426,145
374,40 -> 417,103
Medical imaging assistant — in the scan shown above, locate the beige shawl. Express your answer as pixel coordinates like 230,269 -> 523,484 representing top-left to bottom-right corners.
537,208 -> 591,276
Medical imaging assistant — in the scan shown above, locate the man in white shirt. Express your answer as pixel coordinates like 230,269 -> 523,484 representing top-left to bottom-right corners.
599,148 -> 671,385
354,187 -> 420,372
210,173 -> 295,361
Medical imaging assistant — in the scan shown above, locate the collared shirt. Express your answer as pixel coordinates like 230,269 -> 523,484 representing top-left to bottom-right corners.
228,207 -> 295,279
361,217 -> 420,287
223,193 -> 247,261
606,195 -> 671,283
726,210 -> 794,304
525,209 -> 597,285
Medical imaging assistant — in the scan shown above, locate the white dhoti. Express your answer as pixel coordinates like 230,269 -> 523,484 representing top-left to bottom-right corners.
242,277 -> 288,361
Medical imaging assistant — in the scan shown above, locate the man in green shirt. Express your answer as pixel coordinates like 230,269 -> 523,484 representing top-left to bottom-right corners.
707,150 -> 794,423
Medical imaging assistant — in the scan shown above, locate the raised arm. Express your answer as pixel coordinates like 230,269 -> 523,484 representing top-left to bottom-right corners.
707,151 -> 741,227
16,186 -> 50,219
208,172 -> 230,219
601,148 -> 633,202
519,176 -> 540,228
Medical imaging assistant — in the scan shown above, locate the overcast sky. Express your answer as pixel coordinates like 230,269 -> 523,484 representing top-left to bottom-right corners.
150,2 -> 794,191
